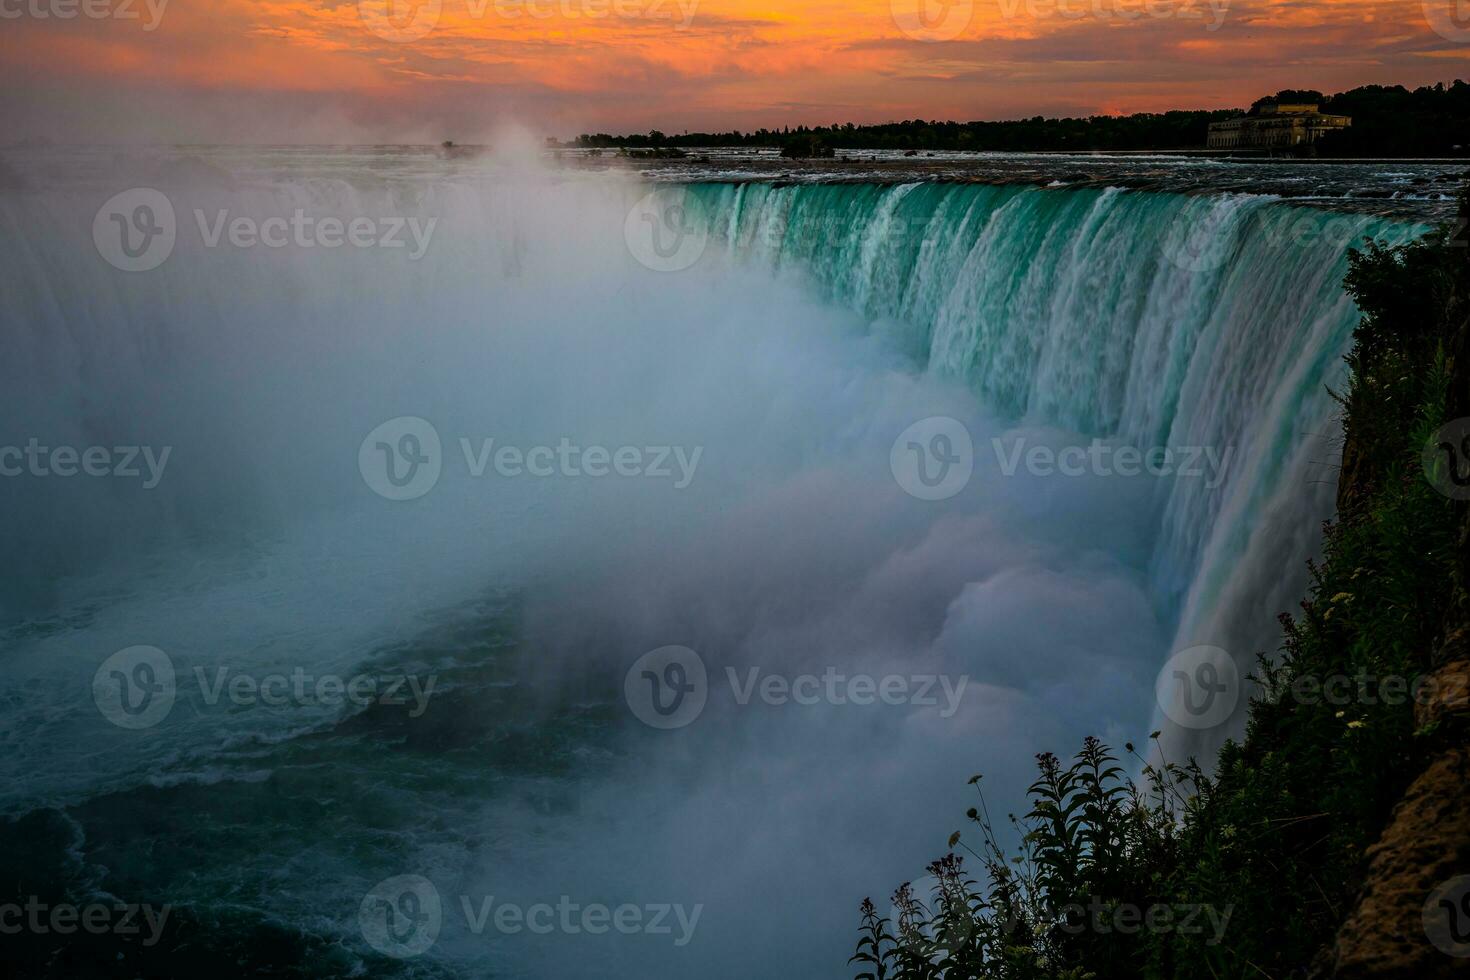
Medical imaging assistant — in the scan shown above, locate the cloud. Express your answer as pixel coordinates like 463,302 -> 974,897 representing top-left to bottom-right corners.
2,0 -> 1467,138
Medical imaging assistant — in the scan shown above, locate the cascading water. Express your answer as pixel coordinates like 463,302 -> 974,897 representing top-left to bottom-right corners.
684,180 -> 1417,753
0,152 -> 1422,978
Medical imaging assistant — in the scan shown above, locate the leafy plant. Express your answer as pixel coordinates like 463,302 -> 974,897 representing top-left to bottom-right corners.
853,192 -> 1469,980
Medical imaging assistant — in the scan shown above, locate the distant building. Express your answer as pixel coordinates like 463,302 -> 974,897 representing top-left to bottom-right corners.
1206,103 -> 1351,152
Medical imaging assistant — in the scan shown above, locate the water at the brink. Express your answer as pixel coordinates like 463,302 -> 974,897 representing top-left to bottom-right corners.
0,148 -> 1421,978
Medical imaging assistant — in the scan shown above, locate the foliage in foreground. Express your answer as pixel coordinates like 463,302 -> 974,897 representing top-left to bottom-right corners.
852,210 -> 1467,979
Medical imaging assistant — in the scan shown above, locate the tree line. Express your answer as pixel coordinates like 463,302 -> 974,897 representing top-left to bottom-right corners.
570,81 -> 1470,156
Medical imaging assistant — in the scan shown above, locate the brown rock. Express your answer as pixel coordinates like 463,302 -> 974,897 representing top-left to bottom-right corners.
1330,747 -> 1470,978
1415,657 -> 1470,730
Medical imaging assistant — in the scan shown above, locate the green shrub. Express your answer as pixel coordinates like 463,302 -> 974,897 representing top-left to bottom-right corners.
853,199 -> 1466,980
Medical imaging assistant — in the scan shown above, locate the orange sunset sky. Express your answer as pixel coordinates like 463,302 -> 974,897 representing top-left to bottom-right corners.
2,0 -> 1469,142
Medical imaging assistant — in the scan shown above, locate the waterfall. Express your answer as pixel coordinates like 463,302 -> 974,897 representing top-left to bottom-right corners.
685,180 -> 1419,748
0,156 -> 1433,976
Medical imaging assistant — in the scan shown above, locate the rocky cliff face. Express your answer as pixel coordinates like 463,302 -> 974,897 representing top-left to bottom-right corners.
1328,195 -> 1470,979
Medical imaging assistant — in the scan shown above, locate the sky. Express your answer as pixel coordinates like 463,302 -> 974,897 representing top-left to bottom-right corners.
2,0 -> 1469,142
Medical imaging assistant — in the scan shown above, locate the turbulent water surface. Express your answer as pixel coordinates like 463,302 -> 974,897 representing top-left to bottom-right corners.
0,146 -> 1423,977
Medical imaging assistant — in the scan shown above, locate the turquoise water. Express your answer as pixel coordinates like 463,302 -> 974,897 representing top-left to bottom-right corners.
688,181 -> 1416,678
0,159 -> 1423,978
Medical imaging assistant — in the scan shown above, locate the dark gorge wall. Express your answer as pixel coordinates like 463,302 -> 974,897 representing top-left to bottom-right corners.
1327,193 -> 1470,980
